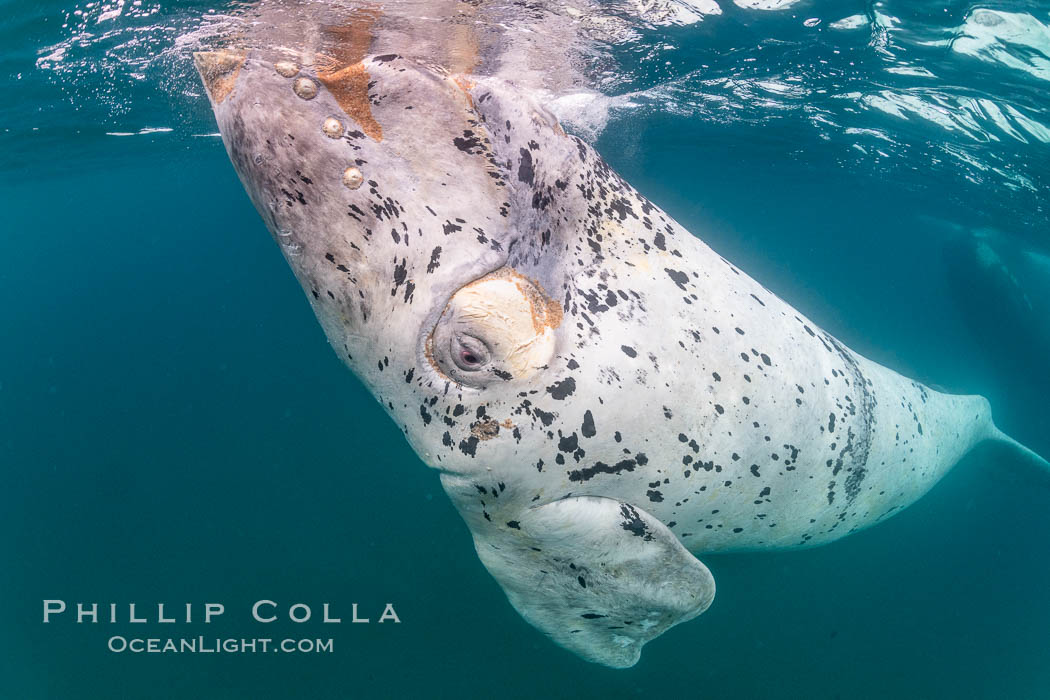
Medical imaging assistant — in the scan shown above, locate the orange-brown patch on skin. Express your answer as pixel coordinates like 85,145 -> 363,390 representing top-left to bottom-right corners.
457,266 -> 563,336
543,294 -> 564,330
447,1 -> 480,75
452,75 -> 477,110
194,50 -> 246,104
424,333 -> 443,376
315,12 -> 383,141
513,272 -> 563,335
500,418 -> 514,429
316,63 -> 382,140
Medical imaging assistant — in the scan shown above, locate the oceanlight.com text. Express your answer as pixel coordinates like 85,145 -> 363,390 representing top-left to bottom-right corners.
107,636 -> 335,654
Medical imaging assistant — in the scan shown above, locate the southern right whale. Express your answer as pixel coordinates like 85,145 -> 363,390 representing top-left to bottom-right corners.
192,1 -> 1050,667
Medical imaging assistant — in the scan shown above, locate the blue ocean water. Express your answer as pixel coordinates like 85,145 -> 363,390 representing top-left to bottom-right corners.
2,1 -> 1049,698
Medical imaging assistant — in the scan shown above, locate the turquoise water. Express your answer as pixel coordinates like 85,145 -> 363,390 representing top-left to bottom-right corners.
3,1 -> 1049,697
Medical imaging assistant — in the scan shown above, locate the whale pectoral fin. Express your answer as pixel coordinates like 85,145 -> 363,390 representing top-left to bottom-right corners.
473,496 -> 715,668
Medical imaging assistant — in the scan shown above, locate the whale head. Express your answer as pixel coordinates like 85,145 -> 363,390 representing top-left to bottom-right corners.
194,46 -> 608,477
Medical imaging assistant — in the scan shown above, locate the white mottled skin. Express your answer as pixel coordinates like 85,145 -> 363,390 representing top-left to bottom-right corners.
197,46 -> 1047,668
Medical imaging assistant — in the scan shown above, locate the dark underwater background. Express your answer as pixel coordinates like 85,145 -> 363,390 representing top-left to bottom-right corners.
2,0 -> 1049,697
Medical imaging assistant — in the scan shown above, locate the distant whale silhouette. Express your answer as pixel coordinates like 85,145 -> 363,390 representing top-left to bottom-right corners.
936,219 -> 1050,440
941,224 -> 1050,353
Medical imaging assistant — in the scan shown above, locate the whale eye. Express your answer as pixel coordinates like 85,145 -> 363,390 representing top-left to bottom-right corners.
427,268 -> 561,389
452,334 -> 490,371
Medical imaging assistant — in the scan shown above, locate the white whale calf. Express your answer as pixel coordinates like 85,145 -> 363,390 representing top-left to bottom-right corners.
193,6 -> 1048,667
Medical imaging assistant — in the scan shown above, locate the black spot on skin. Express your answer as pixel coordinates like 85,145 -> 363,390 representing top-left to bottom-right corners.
506,520 -> 521,530
518,148 -> 534,185
653,231 -> 666,251
558,432 -> 579,453
458,436 -> 479,457
426,246 -> 442,273
391,258 -> 408,296
581,410 -> 596,438
534,408 -> 556,426
577,576 -> 587,588
580,613 -> 605,619
569,457 -> 638,482
621,345 -> 638,358
618,503 -> 652,540
750,464 -> 761,477
373,53 -> 399,62
453,130 -> 483,154
665,268 -> 689,291
646,489 -> 664,503
546,377 -> 576,400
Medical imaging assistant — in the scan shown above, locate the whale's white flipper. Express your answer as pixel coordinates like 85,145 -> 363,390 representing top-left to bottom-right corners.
472,496 -> 715,667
